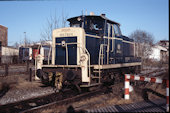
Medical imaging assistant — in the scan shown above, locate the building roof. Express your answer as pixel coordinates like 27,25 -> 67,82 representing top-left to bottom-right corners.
154,45 -> 167,51
0,25 -> 8,29
160,40 -> 169,42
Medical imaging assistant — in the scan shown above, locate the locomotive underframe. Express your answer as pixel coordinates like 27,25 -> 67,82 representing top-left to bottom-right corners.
40,62 -> 141,88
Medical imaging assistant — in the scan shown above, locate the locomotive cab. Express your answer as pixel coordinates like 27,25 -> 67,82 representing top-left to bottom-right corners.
36,14 -> 141,91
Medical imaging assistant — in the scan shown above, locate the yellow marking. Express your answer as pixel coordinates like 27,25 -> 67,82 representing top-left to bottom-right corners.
48,72 -> 53,82
55,72 -> 63,90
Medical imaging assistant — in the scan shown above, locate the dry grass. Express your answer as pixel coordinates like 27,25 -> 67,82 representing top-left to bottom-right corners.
39,79 -> 167,113
0,74 -> 29,92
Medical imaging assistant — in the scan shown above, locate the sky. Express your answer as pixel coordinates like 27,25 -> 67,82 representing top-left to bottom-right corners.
0,0 -> 169,46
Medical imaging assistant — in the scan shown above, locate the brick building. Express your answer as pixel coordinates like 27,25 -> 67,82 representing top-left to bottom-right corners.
0,25 -> 8,47
0,25 -> 8,63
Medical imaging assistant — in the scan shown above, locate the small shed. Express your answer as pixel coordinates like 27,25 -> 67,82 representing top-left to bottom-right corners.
1,46 -> 19,64
149,45 -> 168,61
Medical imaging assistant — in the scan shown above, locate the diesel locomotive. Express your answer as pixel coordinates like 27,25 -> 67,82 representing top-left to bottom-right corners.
36,13 -> 141,91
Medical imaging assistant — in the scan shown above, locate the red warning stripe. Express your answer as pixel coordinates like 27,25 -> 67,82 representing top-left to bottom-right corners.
140,76 -> 145,81
162,79 -> 167,84
130,75 -> 135,80
150,78 -> 156,83
167,80 -> 169,88
125,88 -> 129,95
167,96 -> 169,104
125,75 -> 129,81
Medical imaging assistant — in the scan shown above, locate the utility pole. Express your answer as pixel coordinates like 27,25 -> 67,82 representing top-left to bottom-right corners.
24,32 -> 26,47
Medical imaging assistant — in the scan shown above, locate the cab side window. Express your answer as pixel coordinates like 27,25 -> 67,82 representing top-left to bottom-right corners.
105,23 -> 109,36
110,24 -> 113,37
107,23 -> 113,37
113,24 -> 121,37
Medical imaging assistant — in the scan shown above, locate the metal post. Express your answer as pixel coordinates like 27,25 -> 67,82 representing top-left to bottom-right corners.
29,68 -> 32,82
24,32 -> 26,47
124,74 -> 130,99
26,60 -> 29,73
5,64 -> 8,76
167,80 -> 169,112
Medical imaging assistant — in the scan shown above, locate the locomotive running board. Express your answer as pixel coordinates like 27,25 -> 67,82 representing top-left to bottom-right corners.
80,83 -> 102,87
41,65 -> 81,68
92,62 -> 141,69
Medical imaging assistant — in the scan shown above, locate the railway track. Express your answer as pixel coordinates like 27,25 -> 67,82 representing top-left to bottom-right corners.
0,89 -> 75,113
139,67 -> 167,78
86,99 -> 166,112
0,68 -> 167,113
0,85 -> 111,113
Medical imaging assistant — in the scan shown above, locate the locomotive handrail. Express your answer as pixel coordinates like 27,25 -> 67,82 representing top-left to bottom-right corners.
99,44 -> 103,66
48,44 -> 52,65
99,44 -> 107,65
66,43 -> 68,65
84,47 -> 91,84
111,38 -> 115,52
78,46 -> 91,84
98,44 -> 108,83
98,44 -> 102,83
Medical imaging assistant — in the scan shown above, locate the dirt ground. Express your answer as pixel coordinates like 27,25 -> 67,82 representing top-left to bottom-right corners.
39,82 -> 167,113
0,64 -> 168,112
0,74 -> 55,105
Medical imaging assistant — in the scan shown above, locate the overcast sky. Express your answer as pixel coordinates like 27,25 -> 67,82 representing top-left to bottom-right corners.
0,0 -> 169,46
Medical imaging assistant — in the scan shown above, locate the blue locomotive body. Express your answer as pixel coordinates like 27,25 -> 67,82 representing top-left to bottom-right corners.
36,14 -> 141,90
66,14 -> 140,65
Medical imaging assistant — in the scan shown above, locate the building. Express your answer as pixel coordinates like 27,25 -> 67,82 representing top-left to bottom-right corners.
1,46 -> 19,64
149,45 -> 168,62
0,25 -> 8,63
158,40 -> 169,63
0,25 -> 8,47
158,40 -> 169,49
135,40 -> 169,63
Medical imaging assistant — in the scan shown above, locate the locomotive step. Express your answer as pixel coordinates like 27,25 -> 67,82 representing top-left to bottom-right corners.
91,75 -> 101,79
93,70 -> 101,73
80,83 -> 101,87
91,76 -> 101,79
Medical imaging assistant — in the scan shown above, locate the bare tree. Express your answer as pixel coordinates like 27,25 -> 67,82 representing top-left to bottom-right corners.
13,33 -> 32,48
41,13 -> 58,41
12,42 -> 20,49
129,29 -> 154,66
61,10 -> 68,28
41,11 -> 68,41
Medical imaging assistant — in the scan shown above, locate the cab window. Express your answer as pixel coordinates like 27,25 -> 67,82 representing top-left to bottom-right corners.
113,24 -> 122,36
84,18 -> 104,35
71,23 -> 80,27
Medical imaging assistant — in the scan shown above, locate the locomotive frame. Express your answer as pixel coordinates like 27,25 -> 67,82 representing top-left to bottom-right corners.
36,14 -> 141,90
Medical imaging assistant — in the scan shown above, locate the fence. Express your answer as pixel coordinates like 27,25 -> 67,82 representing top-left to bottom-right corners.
124,74 -> 169,112
0,61 -> 33,76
